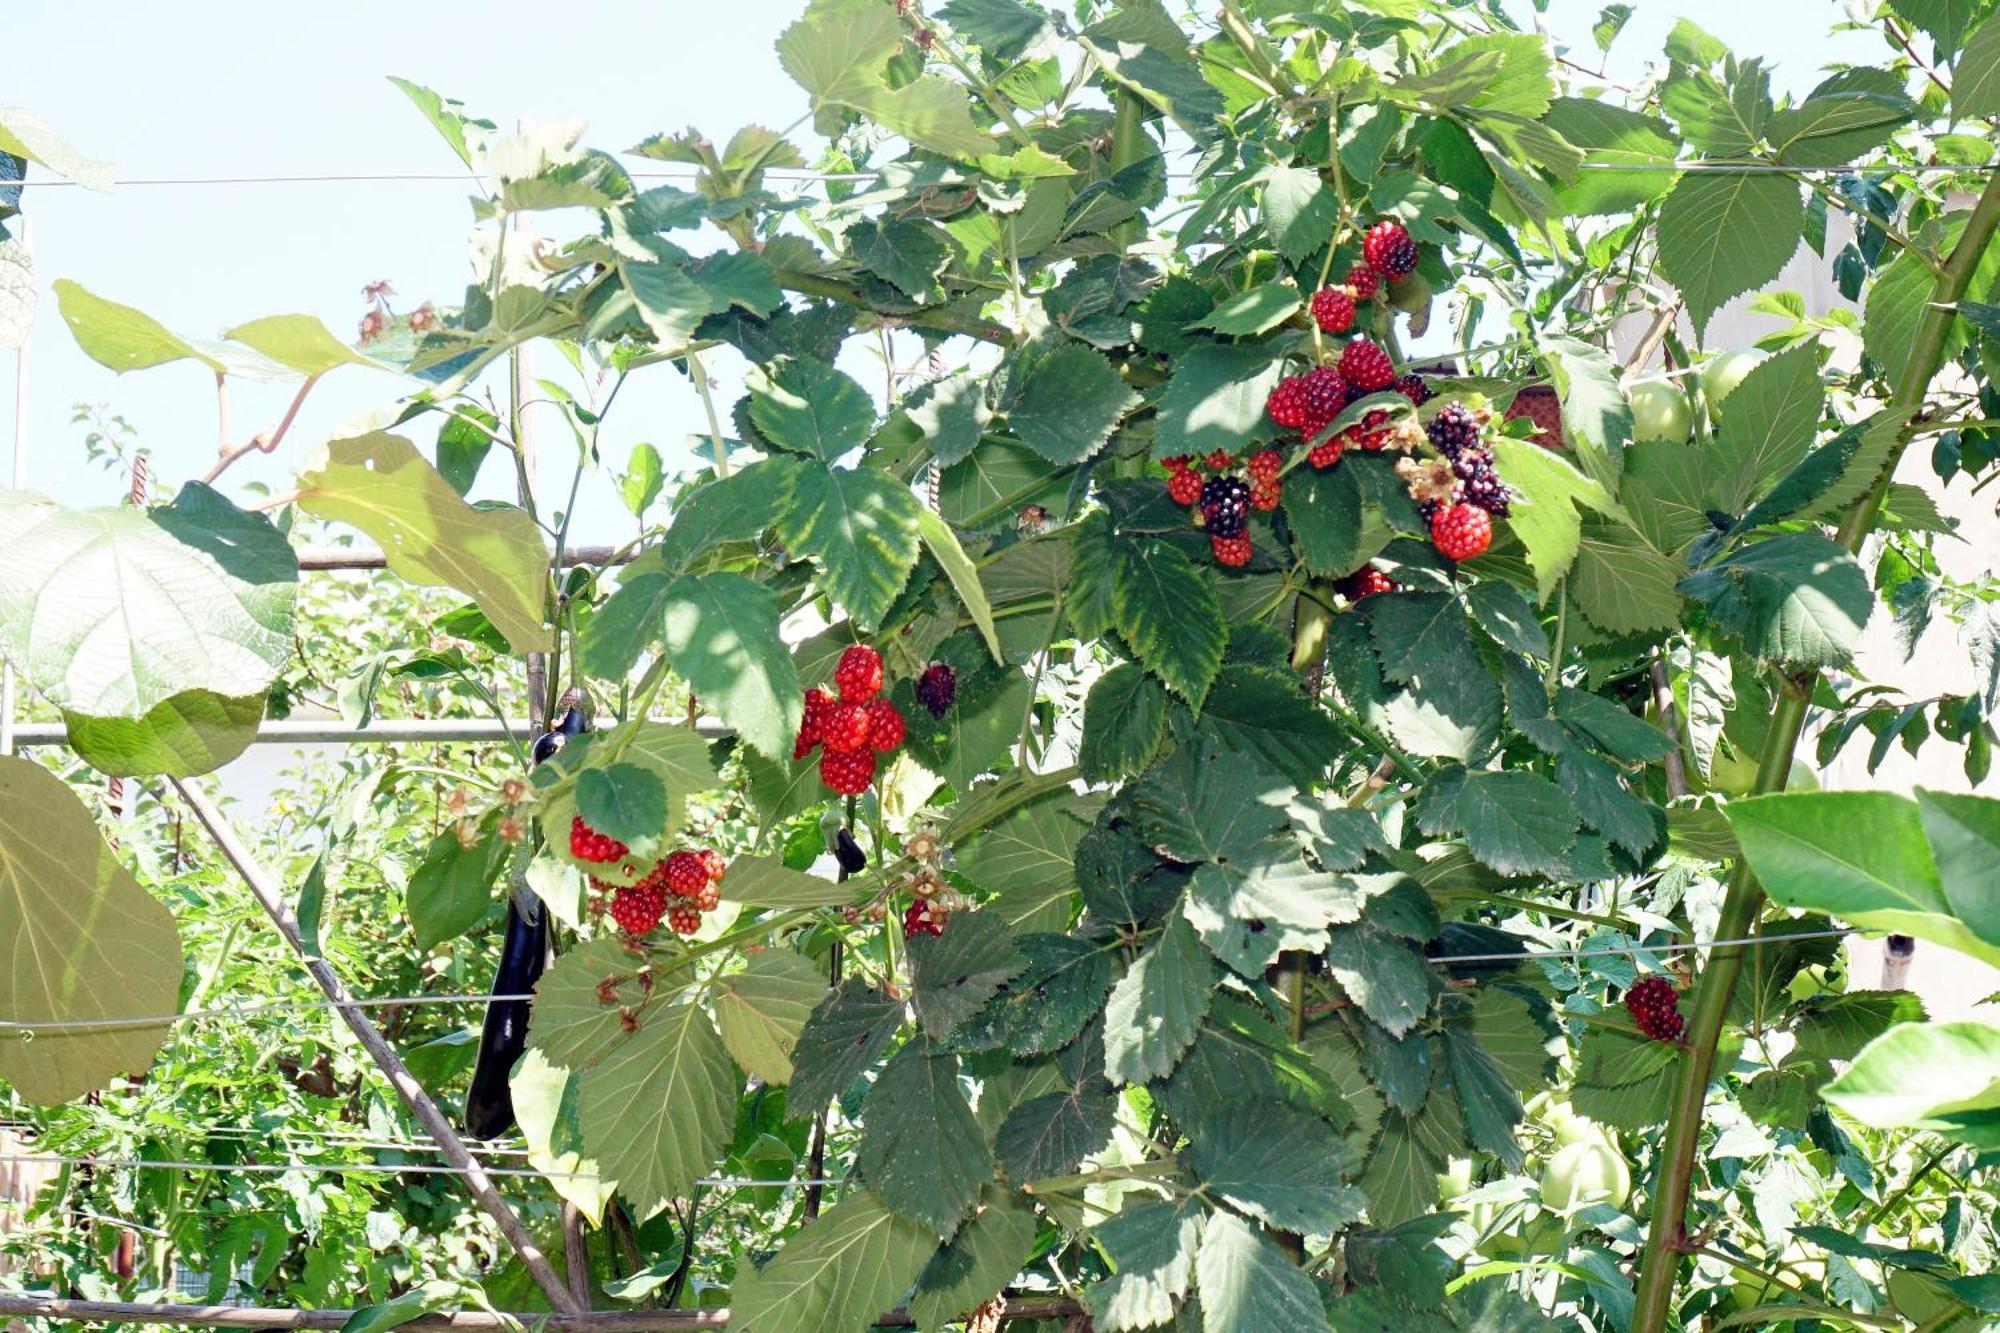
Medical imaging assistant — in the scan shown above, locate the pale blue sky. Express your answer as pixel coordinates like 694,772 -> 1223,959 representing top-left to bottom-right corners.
1,1 -> 1882,531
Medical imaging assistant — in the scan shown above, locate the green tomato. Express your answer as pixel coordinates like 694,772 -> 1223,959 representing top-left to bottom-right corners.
1626,376 -> 1693,445
1436,1156 -> 1473,1200
1540,1139 -> 1631,1212
1699,349 -> 1767,422
1466,1198 -> 1567,1258
1542,1099 -> 1613,1150
1788,957 -> 1849,1003
1707,746 -> 1820,797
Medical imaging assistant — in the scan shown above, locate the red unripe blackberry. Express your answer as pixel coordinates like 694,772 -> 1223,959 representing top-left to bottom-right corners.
1268,367 -> 1346,434
1394,373 -> 1432,405
819,746 -> 876,795
904,899 -> 948,938
666,903 -> 703,935
1427,402 -> 1482,458
865,698 -> 906,751
570,815 -> 630,865
1345,263 -> 1381,302
1210,533 -> 1253,567
1357,409 -> 1393,451
610,883 -> 667,935
1624,975 -> 1684,1043
1363,219 -> 1419,278
1249,481 -> 1281,511
1167,469 -> 1202,506
795,687 -> 834,760
663,850 -> 710,898
1307,436 -> 1345,469
1344,566 -> 1397,600
1162,455 -> 1193,473
1204,450 -> 1235,471
821,701 -> 874,754
1339,338 -> 1395,393
1199,475 -> 1251,538
1310,286 -> 1356,334
1247,449 -> 1283,485
1430,503 -> 1493,562
915,662 -> 957,717
698,849 -> 727,882
834,645 -> 884,703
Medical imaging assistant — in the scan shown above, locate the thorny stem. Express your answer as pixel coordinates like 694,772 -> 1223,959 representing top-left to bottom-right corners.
1629,168 -> 2000,1333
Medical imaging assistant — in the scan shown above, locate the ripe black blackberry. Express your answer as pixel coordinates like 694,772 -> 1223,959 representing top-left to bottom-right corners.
1427,403 -> 1482,458
1452,449 -> 1514,517
1199,475 -> 1250,539
915,662 -> 957,717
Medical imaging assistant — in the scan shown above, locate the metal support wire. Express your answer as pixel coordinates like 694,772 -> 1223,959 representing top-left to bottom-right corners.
0,928 -> 1859,1037
0,1154 -> 845,1189
6,715 -> 729,749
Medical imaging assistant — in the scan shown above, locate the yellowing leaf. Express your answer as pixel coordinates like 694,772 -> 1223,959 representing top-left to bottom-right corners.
0,757 -> 184,1104
296,432 -> 551,653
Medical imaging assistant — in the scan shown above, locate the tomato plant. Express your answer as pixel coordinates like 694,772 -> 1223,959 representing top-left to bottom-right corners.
5,2 -> 2000,1331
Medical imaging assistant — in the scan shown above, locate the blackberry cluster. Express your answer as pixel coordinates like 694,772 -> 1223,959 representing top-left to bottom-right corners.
599,845 -> 728,938
1426,403 -> 1482,458
1363,219 -> 1419,277
1453,449 -> 1513,517
1394,373 -> 1432,406
1200,474 -> 1251,538
1625,975 -> 1684,1043
792,645 -> 905,795
1268,366 -> 1348,435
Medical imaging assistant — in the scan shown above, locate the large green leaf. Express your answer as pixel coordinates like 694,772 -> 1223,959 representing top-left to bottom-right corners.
747,357 -> 876,461
1006,342 -> 1140,464
1490,438 -> 1621,601
1261,165 -> 1339,263
1079,661 -> 1170,782
1726,791 -> 2000,966
945,932 -> 1114,1058
51,280 -> 279,377
1152,342 -> 1284,460
1821,1020 -> 2000,1149
658,571 -> 802,762
296,432 -> 550,653
1186,1100 -> 1363,1233
716,949 -> 827,1085
913,507 -> 1001,662
719,856 -> 856,908
1713,343 -> 1826,503
1084,1199 -> 1204,1330
1569,519 -> 1686,634
405,819 -> 510,949
729,1189 -> 938,1332
908,910 -> 1027,1039
525,937 -> 652,1070
1915,788 -> 2000,951
909,1184 -> 1039,1332
1103,915 -> 1214,1085
0,757 -> 184,1104
1656,171 -> 1805,335
1954,16 -> 2000,117
1326,924 -> 1434,1037
1540,336 -> 1630,488
995,1083 -> 1117,1183
1416,766 -> 1580,878
789,978 -> 907,1116
856,1040 -> 993,1236
776,2 -> 992,158
1680,533 -> 1871,668
778,463 -> 925,630
223,314 -> 382,377
59,690 -> 266,779
0,485 -> 296,726
578,998 -> 739,1215
1111,534 -> 1226,705
655,455 -> 802,572
1195,1211 -> 1333,1333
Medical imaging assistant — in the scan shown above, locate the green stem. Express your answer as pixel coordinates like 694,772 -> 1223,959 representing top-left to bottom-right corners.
1108,90 -> 1150,253
1628,167 -> 2000,1333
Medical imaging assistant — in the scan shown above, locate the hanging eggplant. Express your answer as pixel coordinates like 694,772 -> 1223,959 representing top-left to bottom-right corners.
463,694 -> 589,1139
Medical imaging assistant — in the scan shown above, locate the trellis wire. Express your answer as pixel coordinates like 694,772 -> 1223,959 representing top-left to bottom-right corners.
0,1155 -> 843,1188
0,927 -> 1859,1037
1,162 -> 1994,191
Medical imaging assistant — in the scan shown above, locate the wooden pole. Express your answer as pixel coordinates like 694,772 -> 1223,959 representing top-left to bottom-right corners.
0,1295 -> 1086,1329
168,779 -> 584,1316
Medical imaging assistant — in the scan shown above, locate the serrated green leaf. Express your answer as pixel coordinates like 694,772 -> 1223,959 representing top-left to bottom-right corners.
1681,532 -> 1870,667
1443,1024 -> 1526,1169
852,217 -> 950,297
406,820 -> 509,949
0,757 -> 184,1104
940,0 -> 1052,61
909,1185 -> 1039,1332
1129,737 -> 1290,864
575,763 -> 666,843
1540,336 -> 1630,488
655,455 -> 801,572
1196,1211 -> 1333,1333
1282,461 -> 1367,577
1153,342 -> 1284,460
1820,1021 -> 2000,1141
1416,766 -> 1579,877
1714,343 -> 1826,502
1656,171 -> 1805,335
1187,1099 -> 1364,1233
1085,1199 -> 1204,1331
1954,16 -> 2000,117
1570,520 -> 1686,634
1193,282 -> 1301,337
618,259 -> 712,346
1112,535 -> 1225,705
526,937 -> 653,1070
1079,661 -> 1170,782
578,998 -> 738,1215
909,910 -> 1027,1039
857,1039 -> 993,1236
946,933 -> 1115,1058
779,463 -> 925,630
748,358 -> 876,461
717,949 -> 828,1085
914,506 -> 1002,663
1103,915 -> 1214,1085
996,1083 -> 1117,1183
729,1189 -> 937,1333
1792,990 -> 1928,1067
1326,924 -> 1434,1037
908,373 -> 992,468
790,978 -> 907,1116
1465,581 -> 1551,659
721,856 -> 856,908
658,571 -> 803,762
296,433 -> 549,653
692,250 -> 782,317
1261,165 -> 1339,263
1196,664 -> 1342,789
1006,342 -> 1140,466
1489,437 -> 1621,601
